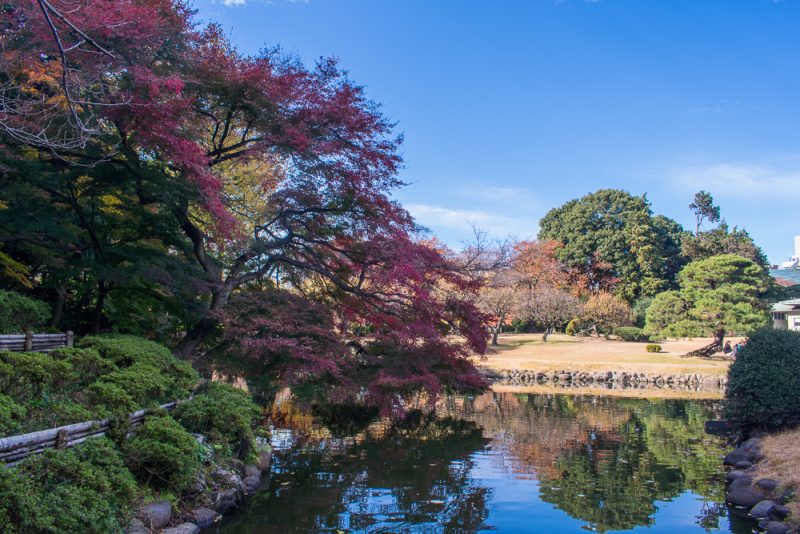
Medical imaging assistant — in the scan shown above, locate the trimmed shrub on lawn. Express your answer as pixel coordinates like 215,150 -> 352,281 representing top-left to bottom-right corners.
646,344 -> 662,353
726,328 -> 800,430
614,326 -> 649,342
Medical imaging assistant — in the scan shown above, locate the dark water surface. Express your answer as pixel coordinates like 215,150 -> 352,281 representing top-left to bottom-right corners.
213,392 -> 752,533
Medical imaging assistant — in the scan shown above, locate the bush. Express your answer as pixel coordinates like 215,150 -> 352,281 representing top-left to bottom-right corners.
0,290 -> 50,334
87,381 -> 137,416
78,335 -> 199,400
124,415 -> 202,492
565,319 -> 578,336
614,326 -> 649,342
0,437 -> 138,533
51,347 -> 117,385
726,328 -> 800,430
0,394 -> 25,436
0,351 -> 74,400
646,344 -> 662,353
23,398 -> 94,431
174,382 -> 261,459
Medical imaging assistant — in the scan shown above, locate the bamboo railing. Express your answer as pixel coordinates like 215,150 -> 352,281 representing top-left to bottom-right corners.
0,400 -> 181,464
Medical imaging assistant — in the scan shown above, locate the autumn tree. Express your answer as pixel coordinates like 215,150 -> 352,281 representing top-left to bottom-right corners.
477,270 -> 520,346
538,189 -> 686,302
521,286 -> 580,341
580,292 -> 633,337
0,1 -> 490,405
645,255 -> 771,356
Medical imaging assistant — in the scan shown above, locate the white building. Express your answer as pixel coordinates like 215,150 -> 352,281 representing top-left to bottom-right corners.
779,235 -> 800,269
771,299 -> 800,331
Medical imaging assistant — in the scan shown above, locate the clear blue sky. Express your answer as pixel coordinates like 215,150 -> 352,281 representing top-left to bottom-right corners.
193,0 -> 800,263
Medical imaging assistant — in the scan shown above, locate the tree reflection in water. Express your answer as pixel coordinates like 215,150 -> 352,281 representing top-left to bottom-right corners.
215,392 -> 736,533
445,393 -> 730,533
216,410 -> 491,533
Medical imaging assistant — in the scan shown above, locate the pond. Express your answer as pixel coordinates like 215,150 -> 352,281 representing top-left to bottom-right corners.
211,392 -> 753,533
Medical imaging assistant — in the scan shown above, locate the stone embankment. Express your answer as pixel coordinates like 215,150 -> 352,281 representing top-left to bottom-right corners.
724,438 -> 795,534
496,369 -> 727,391
127,444 -> 272,533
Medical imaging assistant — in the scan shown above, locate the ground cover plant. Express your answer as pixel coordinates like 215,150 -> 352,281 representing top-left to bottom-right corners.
0,336 -> 264,533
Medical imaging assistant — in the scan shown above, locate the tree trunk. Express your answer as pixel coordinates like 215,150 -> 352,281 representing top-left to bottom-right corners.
686,329 -> 724,358
174,285 -> 232,360
51,285 -> 66,329
491,314 -> 505,347
90,281 -> 108,334
542,327 -> 550,342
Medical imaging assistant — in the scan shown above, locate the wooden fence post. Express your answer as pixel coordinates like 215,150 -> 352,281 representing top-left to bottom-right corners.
66,331 -> 74,347
56,429 -> 69,450
23,331 -> 33,352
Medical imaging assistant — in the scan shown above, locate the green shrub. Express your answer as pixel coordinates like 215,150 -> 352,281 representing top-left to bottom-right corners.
78,335 -> 174,367
646,344 -> 662,353
124,415 -> 202,492
0,351 -> 74,400
24,397 -> 94,431
614,326 -> 649,342
0,290 -> 50,334
726,328 -> 800,430
87,381 -> 137,416
98,363 -> 174,407
51,347 -> 117,384
0,437 -> 138,533
78,335 -> 199,400
0,394 -> 25,436
174,382 -> 261,459
565,319 -> 577,336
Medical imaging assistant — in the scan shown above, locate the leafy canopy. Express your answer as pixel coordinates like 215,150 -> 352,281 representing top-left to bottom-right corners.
538,189 -> 686,302
645,254 -> 770,339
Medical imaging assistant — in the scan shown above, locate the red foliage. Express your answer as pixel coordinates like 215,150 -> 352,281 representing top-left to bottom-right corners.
8,1 -> 491,407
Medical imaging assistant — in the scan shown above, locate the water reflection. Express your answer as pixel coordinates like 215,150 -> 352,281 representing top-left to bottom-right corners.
214,392 -> 746,534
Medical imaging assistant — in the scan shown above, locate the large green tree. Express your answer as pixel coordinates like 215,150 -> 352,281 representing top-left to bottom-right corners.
681,221 -> 768,270
538,189 -> 686,301
645,254 -> 771,355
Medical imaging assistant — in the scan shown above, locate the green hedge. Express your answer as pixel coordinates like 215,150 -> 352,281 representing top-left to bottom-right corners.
646,344 -> 662,353
726,328 -> 800,430
614,326 -> 649,342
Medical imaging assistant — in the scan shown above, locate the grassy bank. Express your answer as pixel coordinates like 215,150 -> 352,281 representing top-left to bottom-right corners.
476,333 -> 734,376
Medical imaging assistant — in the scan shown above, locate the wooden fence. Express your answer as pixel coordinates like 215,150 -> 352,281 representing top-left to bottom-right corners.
0,331 -> 74,352
0,400 -> 181,464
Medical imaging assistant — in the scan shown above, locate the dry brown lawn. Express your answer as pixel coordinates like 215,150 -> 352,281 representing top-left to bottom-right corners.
475,333 -> 735,376
753,428 -> 800,526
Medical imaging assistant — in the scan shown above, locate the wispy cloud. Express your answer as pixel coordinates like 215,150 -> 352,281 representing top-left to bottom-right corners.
406,203 -> 537,242
674,162 -> 800,198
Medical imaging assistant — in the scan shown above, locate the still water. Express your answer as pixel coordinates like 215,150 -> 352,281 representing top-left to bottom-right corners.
213,392 -> 752,534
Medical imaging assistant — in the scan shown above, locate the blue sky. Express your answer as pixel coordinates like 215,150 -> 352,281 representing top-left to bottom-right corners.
193,0 -> 800,264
